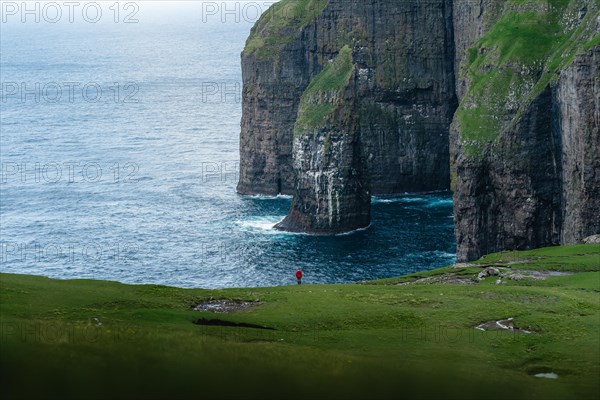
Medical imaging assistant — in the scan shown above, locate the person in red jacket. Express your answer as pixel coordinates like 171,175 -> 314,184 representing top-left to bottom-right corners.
295,269 -> 303,285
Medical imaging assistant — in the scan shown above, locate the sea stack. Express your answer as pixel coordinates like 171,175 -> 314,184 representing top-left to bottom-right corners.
275,46 -> 370,234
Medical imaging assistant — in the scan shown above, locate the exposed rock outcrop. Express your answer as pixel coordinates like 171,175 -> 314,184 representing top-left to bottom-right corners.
236,1 -> 328,195
557,46 -> 600,245
582,234 -> 600,244
238,0 -> 456,197
451,85 -> 565,261
274,47 -> 370,233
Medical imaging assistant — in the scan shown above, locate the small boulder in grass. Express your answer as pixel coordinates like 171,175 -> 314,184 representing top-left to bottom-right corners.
508,273 -> 524,281
477,266 -> 501,281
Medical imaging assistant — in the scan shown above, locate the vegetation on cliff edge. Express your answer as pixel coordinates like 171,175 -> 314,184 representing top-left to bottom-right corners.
243,0 -> 329,58
456,0 -> 600,157
294,45 -> 354,134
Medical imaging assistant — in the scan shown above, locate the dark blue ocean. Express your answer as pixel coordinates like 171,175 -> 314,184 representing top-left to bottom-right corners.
0,2 -> 455,288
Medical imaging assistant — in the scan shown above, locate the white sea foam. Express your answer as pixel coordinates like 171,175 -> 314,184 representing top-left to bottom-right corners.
244,194 -> 293,200
235,216 -> 286,232
425,250 -> 456,259
372,196 -> 426,204
334,224 -> 372,236
425,198 -> 453,207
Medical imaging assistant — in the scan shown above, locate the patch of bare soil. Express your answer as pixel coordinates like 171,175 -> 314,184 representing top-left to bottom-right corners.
476,266 -> 573,283
193,299 -> 262,313
396,266 -> 573,286
396,273 -> 477,286
504,269 -> 572,280
475,317 -> 535,334
450,263 -> 479,268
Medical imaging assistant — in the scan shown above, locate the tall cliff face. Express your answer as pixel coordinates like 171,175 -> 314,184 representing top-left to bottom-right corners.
237,0 -> 329,195
237,0 -> 456,196
238,0 -> 599,255
557,46 -> 600,244
274,47 -> 371,233
451,0 -> 600,261
351,0 -> 457,194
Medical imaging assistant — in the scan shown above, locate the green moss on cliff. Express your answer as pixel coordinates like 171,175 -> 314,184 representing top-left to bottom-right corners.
294,45 -> 354,134
456,0 -> 600,157
583,35 -> 600,50
243,0 -> 329,58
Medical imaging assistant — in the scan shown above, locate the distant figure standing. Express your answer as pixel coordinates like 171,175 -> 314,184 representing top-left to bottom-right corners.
296,269 -> 303,285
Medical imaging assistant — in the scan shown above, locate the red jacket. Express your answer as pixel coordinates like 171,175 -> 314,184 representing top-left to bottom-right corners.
295,270 -> 303,279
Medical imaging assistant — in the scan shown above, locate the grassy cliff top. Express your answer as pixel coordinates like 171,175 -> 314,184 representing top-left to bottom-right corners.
1,243 -> 599,399
243,0 -> 329,58
294,45 -> 354,134
455,0 -> 600,157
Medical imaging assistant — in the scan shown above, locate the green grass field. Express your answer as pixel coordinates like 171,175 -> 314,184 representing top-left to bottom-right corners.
1,244 -> 598,399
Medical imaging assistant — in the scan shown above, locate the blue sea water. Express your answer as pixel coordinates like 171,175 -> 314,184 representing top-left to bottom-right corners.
0,2 -> 455,288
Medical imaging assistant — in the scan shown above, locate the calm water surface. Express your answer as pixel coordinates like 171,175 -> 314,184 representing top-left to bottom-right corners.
0,2 -> 455,288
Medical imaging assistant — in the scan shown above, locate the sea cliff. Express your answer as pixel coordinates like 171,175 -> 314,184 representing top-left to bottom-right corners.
238,0 -> 600,260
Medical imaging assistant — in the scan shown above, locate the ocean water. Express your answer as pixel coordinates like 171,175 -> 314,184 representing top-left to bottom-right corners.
0,2 -> 455,288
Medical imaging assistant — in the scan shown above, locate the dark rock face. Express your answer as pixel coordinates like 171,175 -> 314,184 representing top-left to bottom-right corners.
453,48 -> 600,260
238,0 -> 456,197
351,0 -> 457,194
556,47 -> 600,244
274,122 -> 371,233
237,39 -> 312,195
275,49 -> 370,233
239,0 -> 599,254
451,0 -> 600,261
452,86 -> 564,261
452,47 -> 600,261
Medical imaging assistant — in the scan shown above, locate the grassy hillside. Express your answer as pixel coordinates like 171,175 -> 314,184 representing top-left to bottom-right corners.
1,244 -> 598,399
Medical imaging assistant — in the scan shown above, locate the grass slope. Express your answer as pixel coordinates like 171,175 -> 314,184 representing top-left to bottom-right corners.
455,0 -> 600,157
243,0 -> 329,57
294,45 -> 354,134
1,244 -> 598,399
